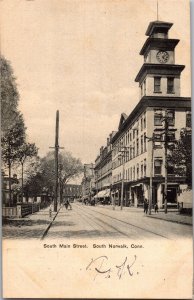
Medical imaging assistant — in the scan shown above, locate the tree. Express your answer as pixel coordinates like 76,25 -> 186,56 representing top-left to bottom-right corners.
168,128 -> 192,187
22,151 -> 83,203
58,152 -> 83,202
23,157 -> 43,199
1,114 -> 26,205
17,142 -> 38,201
0,56 -> 19,134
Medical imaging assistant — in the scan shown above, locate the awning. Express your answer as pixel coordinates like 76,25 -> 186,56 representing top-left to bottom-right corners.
94,189 -> 110,198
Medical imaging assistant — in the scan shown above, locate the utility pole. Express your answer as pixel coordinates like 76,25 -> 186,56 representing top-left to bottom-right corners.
54,110 -> 59,212
164,109 -> 168,214
146,134 -> 155,215
119,146 -> 129,211
149,136 -> 154,215
120,160 -> 125,210
154,109 -> 176,214
49,110 -> 64,212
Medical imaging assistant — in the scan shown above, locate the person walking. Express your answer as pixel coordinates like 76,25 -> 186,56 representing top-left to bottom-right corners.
49,204 -> 52,218
144,198 -> 148,214
154,203 -> 159,213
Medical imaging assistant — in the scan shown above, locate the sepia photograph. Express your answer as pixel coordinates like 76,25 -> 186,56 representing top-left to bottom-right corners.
1,0 -> 192,298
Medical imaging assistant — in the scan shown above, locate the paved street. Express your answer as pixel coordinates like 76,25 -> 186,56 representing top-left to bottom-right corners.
45,202 -> 192,240
2,202 -> 192,240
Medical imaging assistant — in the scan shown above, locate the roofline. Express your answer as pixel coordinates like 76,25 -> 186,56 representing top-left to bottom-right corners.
139,38 -> 180,56
135,64 -> 185,82
111,96 -> 191,143
145,21 -> 173,36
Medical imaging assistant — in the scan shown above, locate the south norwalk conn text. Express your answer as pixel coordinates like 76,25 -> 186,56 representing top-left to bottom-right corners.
43,243 -> 144,249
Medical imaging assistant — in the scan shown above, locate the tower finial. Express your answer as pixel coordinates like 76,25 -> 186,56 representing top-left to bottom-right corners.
157,0 -> 159,21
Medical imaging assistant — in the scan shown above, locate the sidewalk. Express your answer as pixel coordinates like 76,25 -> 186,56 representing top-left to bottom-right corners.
146,211 -> 192,226
93,203 -> 192,226
2,206 -> 60,239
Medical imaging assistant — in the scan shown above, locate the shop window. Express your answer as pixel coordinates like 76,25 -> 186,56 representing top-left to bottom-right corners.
154,77 -> 161,93
167,77 -> 174,94
154,159 -> 162,176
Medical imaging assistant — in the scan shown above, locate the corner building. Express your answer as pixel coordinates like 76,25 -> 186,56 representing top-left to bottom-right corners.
111,21 -> 191,208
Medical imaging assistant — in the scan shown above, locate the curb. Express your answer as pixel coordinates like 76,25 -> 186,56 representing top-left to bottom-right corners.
40,207 -> 61,240
147,215 -> 192,226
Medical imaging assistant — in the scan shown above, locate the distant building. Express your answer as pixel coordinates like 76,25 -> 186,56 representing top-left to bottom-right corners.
81,163 -> 95,202
63,184 -> 82,202
94,132 -> 116,203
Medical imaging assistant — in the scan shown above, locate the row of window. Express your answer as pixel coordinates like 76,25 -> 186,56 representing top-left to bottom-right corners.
113,159 -> 147,183
113,158 -> 175,183
112,134 -> 147,169
154,77 -> 175,94
154,109 -> 191,128
141,77 -> 175,97
95,159 -> 112,178
113,113 -> 146,157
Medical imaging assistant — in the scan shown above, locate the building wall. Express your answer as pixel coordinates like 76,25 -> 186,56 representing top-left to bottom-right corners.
145,49 -> 174,64
112,105 -> 190,207
63,184 -> 81,200
144,75 -> 180,97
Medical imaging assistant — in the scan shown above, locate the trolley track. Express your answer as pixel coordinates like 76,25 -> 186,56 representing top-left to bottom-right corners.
76,204 -> 169,239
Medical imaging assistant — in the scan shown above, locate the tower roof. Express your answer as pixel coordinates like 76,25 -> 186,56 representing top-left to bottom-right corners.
145,21 -> 173,36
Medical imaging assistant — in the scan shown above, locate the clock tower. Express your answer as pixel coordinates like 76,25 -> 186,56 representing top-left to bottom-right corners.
135,21 -> 185,98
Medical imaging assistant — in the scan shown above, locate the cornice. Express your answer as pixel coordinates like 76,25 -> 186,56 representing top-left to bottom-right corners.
135,64 -> 185,82
140,38 -> 179,56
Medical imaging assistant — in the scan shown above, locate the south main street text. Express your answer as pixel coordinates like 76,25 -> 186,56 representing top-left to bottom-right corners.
43,243 -> 144,249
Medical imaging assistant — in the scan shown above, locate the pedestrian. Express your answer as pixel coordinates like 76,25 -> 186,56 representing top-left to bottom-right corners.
49,204 -> 52,218
64,199 -> 69,210
154,203 -> 159,213
144,198 -> 148,214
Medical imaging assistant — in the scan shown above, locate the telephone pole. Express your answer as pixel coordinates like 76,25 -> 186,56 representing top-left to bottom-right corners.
49,110 -> 64,212
118,146 -> 129,210
54,110 -> 59,212
164,109 -> 169,214
146,134 -> 155,215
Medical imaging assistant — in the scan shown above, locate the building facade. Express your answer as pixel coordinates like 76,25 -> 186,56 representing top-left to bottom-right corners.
111,21 -> 191,208
81,163 -> 95,202
94,132 -> 116,202
63,184 -> 82,202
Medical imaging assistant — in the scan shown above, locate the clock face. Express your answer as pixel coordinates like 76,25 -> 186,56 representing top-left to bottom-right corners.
156,51 -> 169,63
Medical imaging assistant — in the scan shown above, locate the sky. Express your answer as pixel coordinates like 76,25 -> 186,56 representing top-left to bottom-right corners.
0,0 -> 191,166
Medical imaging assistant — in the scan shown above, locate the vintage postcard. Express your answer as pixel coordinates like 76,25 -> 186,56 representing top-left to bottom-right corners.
1,0 -> 192,299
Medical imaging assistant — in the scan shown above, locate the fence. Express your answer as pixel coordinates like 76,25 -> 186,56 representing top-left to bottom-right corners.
2,203 -> 43,218
2,206 -> 17,217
